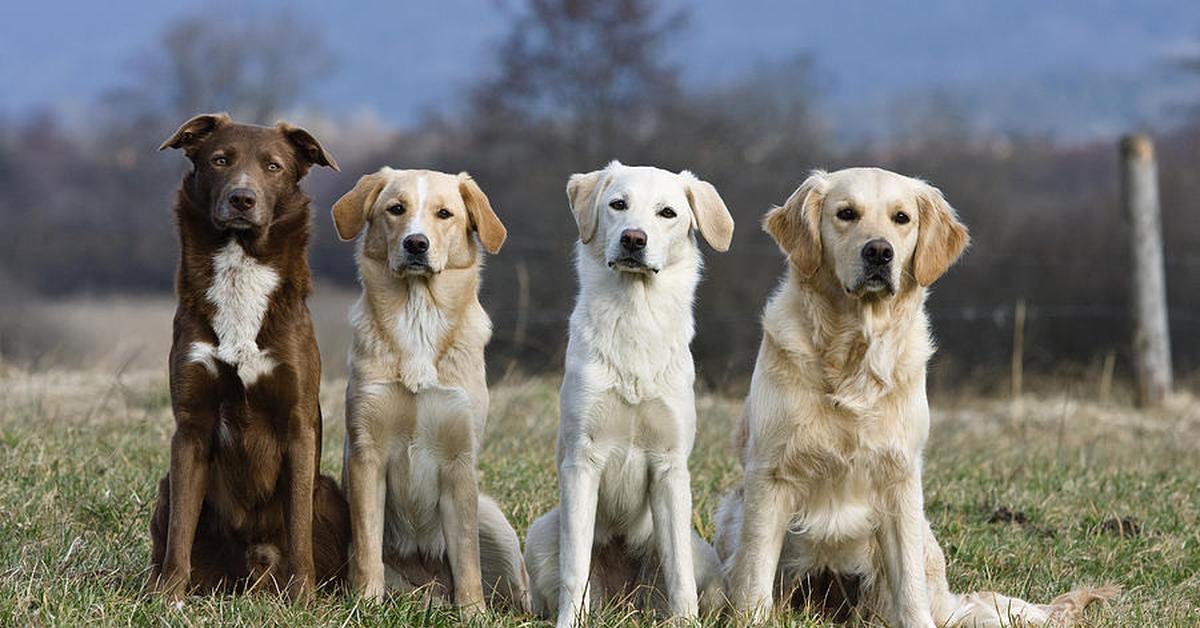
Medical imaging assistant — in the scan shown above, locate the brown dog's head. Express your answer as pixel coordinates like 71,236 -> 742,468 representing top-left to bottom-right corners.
160,113 -> 338,232
331,168 -> 506,276
765,167 -> 969,298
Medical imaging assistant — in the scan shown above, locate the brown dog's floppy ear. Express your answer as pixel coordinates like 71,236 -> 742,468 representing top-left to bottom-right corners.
159,113 -> 231,154
764,170 -> 827,279
458,172 -> 506,254
277,121 -> 339,171
913,183 -> 970,286
680,170 -> 735,252
566,162 -> 616,244
331,171 -> 386,241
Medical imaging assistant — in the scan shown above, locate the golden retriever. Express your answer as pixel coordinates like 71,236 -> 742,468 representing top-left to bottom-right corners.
331,168 -> 529,613
716,167 -> 1116,626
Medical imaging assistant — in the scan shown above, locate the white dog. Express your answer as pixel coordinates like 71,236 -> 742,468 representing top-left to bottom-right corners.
717,167 -> 1116,626
524,161 -> 734,626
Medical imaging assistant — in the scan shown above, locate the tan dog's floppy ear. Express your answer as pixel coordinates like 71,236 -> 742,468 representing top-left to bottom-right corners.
331,172 -> 386,241
159,113 -> 231,154
277,121 -> 339,171
913,183 -> 970,286
458,172 -> 506,254
566,162 -> 616,244
764,170 -> 827,278
680,170 -> 734,252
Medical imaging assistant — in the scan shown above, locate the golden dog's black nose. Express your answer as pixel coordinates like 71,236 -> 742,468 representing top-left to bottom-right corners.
861,239 -> 893,265
403,234 -> 430,254
620,229 -> 647,251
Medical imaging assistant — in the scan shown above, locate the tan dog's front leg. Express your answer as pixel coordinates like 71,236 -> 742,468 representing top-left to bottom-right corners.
346,438 -> 387,599
284,418 -> 318,601
440,460 -> 485,611
727,472 -> 792,623
877,475 -> 935,628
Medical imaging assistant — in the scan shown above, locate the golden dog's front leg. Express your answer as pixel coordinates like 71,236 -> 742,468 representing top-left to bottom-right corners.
345,437 -> 388,599
727,472 -> 793,623
876,475 -> 935,628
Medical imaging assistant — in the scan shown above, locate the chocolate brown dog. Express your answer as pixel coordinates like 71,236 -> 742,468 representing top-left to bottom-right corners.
148,113 -> 349,600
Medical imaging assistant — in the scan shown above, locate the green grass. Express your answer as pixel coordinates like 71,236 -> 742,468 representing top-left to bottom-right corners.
0,366 -> 1197,626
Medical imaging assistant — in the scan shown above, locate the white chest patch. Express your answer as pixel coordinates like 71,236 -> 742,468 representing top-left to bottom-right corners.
189,240 -> 281,385
390,287 -> 449,392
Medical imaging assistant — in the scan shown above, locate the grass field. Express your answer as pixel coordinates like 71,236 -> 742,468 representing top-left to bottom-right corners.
0,363 -> 1197,626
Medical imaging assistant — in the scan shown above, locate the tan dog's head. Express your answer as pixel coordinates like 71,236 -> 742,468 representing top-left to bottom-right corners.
566,160 -> 733,274
765,167 -> 969,297
331,168 -> 506,276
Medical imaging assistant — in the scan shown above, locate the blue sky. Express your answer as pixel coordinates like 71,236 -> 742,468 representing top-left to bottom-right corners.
2,0 -> 1198,134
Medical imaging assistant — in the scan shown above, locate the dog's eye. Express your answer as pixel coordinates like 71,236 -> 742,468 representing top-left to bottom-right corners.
893,211 -> 910,225
437,208 -> 453,219
609,199 -> 627,211
266,162 -> 282,172
212,156 -> 229,167
386,204 -> 406,216
659,207 -> 677,219
836,207 -> 857,221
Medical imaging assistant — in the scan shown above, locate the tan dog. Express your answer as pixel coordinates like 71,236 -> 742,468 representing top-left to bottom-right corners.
332,168 -> 529,612
717,168 -> 1116,626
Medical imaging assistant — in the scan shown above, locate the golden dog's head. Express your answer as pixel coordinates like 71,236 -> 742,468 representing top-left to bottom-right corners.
765,167 -> 969,298
566,160 -> 734,274
331,168 -> 506,276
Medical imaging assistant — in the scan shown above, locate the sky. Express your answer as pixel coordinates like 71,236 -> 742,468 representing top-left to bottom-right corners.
2,0 -> 1199,137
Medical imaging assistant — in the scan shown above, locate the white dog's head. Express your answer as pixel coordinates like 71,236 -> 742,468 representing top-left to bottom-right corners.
566,160 -> 734,274
765,167 -> 969,298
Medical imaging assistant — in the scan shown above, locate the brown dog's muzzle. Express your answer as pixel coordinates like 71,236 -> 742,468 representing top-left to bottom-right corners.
215,185 -> 265,230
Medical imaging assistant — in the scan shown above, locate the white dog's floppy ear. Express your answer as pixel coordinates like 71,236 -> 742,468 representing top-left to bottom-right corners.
566,163 -> 615,244
680,170 -> 734,252
458,172 -> 507,254
913,183 -> 970,286
764,170 -> 828,279
331,171 -> 387,241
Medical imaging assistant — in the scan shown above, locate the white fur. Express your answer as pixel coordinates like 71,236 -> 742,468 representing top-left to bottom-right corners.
524,163 -> 729,627
188,240 -> 280,384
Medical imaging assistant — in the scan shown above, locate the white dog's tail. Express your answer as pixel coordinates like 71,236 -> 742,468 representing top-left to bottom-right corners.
936,585 -> 1120,627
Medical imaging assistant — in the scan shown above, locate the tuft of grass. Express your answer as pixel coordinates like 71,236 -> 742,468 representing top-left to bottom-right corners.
1,367 -> 1197,626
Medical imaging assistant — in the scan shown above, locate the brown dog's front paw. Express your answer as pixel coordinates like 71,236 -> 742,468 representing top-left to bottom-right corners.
147,567 -> 189,603
285,573 -> 316,603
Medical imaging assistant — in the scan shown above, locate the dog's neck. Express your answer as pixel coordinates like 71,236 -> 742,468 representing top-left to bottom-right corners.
773,265 -> 933,415
353,253 -> 484,392
569,244 -> 700,403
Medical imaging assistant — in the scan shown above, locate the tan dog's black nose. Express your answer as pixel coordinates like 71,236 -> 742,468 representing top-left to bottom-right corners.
861,239 -> 893,266
228,188 -> 257,212
620,229 -> 647,251
403,234 -> 430,254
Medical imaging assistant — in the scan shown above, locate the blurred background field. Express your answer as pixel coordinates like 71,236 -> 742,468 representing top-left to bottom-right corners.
2,1 -> 1200,625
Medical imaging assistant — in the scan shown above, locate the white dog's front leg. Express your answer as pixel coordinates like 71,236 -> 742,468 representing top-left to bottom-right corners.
650,456 -> 699,619
727,472 -> 792,623
877,475 -> 935,628
557,460 -> 600,628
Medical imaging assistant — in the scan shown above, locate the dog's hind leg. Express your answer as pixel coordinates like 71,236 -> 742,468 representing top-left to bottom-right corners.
522,507 -> 561,618
478,494 -> 531,612
312,474 -> 351,589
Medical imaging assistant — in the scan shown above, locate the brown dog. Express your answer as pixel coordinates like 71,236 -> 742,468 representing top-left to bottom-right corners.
148,113 -> 349,600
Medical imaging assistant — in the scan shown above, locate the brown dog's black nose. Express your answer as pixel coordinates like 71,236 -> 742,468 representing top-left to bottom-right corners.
861,239 -> 894,265
403,234 -> 430,255
620,229 -> 647,251
228,188 -> 257,212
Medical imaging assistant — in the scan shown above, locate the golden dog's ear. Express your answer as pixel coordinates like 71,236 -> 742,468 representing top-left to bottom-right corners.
459,172 -> 506,254
764,170 -> 827,279
566,162 -> 616,244
913,183 -> 970,286
277,121 -> 339,172
681,170 -> 734,252
159,113 -> 231,154
331,171 -> 387,241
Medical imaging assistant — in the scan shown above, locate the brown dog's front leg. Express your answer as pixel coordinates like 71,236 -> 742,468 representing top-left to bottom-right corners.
284,417 -> 318,601
156,422 -> 212,601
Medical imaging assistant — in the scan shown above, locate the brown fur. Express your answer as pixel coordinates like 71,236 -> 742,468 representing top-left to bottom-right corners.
147,113 -> 348,601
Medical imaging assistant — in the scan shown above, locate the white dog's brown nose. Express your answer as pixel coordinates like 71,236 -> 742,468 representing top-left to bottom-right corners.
861,239 -> 893,266
620,229 -> 647,251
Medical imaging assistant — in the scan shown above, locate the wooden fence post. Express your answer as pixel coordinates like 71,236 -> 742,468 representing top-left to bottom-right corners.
1120,133 -> 1172,407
